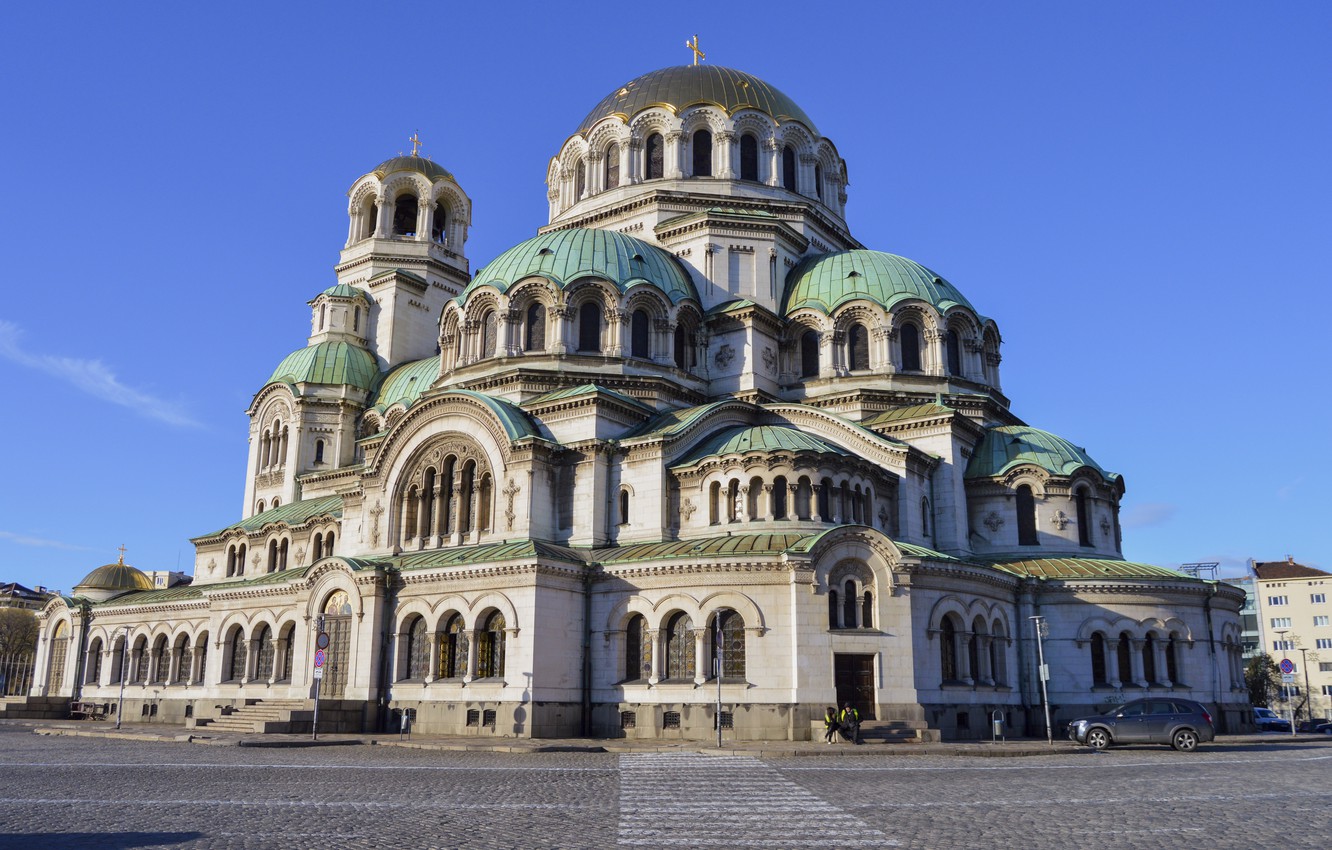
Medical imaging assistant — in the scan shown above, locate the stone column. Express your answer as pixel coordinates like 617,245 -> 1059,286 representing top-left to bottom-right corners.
717,131 -> 735,179
425,632 -> 439,685
588,151 -> 604,195
977,636 -> 994,685
449,485 -> 463,546
811,484 -> 823,522
375,194 -> 390,238
787,483 -> 798,521
1153,641 -> 1170,686
550,306 -> 570,355
666,131 -> 684,179
764,139 -> 780,186
398,491 -> 412,549
957,632 -> 974,685
740,485 -> 752,522
416,198 -> 430,242
430,483 -> 446,546
692,629 -> 708,686
626,139 -> 641,185
649,629 -> 662,685
1104,640 -> 1119,687
762,484 -> 775,521
1129,640 -> 1147,687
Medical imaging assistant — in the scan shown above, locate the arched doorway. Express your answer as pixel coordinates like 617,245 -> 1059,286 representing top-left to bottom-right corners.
320,590 -> 353,699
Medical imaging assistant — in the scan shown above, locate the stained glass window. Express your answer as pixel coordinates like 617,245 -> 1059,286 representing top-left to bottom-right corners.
739,134 -> 758,181
478,612 -> 505,678
405,617 -> 428,680
440,614 -> 467,679
646,134 -> 664,180
625,614 -> 649,681
665,612 -> 694,680
712,610 -> 745,678
605,144 -> 620,189
228,630 -> 247,681
254,625 -> 274,681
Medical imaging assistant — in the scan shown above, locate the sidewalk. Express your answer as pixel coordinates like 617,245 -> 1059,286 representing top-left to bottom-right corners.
12,718 -> 1329,758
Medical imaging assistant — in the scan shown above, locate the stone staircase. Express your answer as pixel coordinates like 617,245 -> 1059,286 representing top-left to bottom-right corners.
0,695 -> 71,720
857,718 -> 940,743
198,699 -> 310,734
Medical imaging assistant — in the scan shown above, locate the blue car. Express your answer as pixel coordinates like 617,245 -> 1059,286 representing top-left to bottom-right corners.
1069,698 -> 1215,752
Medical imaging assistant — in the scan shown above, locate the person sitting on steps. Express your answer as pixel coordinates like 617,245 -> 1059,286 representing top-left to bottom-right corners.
823,707 -> 839,744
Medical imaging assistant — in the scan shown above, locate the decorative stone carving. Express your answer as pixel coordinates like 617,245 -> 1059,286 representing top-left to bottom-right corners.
1050,510 -> 1070,530
761,346 -> 776,374
370,500 -> 385,547
502,479 -> 521,531
206,558 -> 216,575
984,511 -> 1004,532
714,344 -> 735,369
1100,517 -> 1112,537
681,498 -> 696,521
294,547 -> 306,567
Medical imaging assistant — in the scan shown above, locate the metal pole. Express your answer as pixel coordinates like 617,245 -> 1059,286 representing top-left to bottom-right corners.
115,625 -> 129,730
1276,630 -> 1292,736
1030,616 -> 1052,745
312,615 -> 323,742
1299,647 -> 1311,730
715,617 -> 722,749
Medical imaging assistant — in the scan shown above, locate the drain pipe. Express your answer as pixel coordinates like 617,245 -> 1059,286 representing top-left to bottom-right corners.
581,568 -> 593,737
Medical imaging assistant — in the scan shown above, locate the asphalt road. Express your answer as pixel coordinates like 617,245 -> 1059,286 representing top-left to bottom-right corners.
0,725 -> 1328,849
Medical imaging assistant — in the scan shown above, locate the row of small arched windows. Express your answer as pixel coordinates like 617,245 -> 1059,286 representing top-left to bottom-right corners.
576,132 -> 812,196
621,609 -> 745,682
1089,631 -> 1182,687
707,476 -> 876,526
798,324 -> 967,379
360,194 -> 448,243
398,612 -> 507,681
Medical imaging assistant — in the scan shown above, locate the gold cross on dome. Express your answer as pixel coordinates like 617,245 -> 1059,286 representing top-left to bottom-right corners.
686,35 -> 705,66
409,132 -> 422,156
117,544 -> 127,564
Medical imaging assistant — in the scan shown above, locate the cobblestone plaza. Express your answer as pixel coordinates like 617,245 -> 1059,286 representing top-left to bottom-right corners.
0,725 -> 1328,848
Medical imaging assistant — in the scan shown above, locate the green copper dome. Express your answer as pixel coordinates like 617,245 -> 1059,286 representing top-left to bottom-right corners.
965,426 -> 1119,481
783,250 -> 976,316
317,283 -> 370,301
576,65 -> 817,136
465,228 -> 699,305
267,341 -> 380,392
673,425 -> 847,467
372,356 -> 438,411
372,155 -> 454,182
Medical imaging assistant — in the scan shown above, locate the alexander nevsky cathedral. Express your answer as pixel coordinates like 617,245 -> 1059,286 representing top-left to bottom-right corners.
33,53 -> 1250,740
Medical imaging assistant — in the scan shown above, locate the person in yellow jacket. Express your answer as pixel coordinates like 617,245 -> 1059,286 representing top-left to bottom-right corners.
839,703 -> 860,744
823,707 -> 839,744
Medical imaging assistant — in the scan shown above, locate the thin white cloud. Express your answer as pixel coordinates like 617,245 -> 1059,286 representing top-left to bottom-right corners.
0,530 -> 94,551
1276,477 -> 1304,500
0,320 -> 200,428
1121,502 -> 1177,529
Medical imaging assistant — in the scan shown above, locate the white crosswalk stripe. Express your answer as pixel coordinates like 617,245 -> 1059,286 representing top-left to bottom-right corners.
617,753 -> 897,847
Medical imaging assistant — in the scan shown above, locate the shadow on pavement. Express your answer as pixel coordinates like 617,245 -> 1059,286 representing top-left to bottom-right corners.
0,833 -> 203,849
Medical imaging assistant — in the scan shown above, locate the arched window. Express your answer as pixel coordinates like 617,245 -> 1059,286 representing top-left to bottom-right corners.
173,636 -> 190,685
800,330 -> 819,377
946,329 -> 962,376
1117,632 -> 1133,684
194,633 -> 208,684
228,629 -> 247,682
739,134 -> 759,181
267,539 -> 278,573
991,621 -> 1008,684
279,538 -> 288,570
1166,635 -> 1180,683
404,617 -> 428,680
319,304 -> 326,331
353,306 -> 360,333
279,625 -> 294,682
226,545 -> 236,577
900,323 -> 921,371
814,164 -> 823,201
711,609 -> 745,679
271,498 -> 279,509
574,158 -> 586,200
440,614 -> 466,679
847,323 -> 869,371
664,612 -> 694,680
364,202 -> 378,239
1016,485 -> 1039,546
46,621 -> 69,691
619,488 -> 630,525
795,477 -> 812,520
692,129 -> 712,177
772,475 -> 788,520
921,497 -> 932,538
645,133 -> 664,180
392,194 -> 417,236
709,481 -> 721,525
525,303 -> 547,351
827,589 -> 839,629
782,145 -> 797,190
477,611 -> 506,678
727,479 -> 741,522
630,309 -> 650,358
843,580 -> 858,628
1143,634 -> 1157,684
478,472 -> 492,532
431,202 -> 447,243
625,614 -> 648,681
577,301 -> 601,353
132,635 -> 149,684
85,637 -> 103,685
480,309 -> 496,359
325,531 -> 334,555
1076,489 -> 1092,547
254,625 -> 274,681
257,500 -> 265,515
605,144 -> 620,189
314,439 -> 325,464
673,325 -> 686,369
818,478 -> 833,522
940,616 -> 958,681
459,461 -> 476,535
236,543 -> 246,576
862,591 -> 873,629
1090,632 -> 1107,684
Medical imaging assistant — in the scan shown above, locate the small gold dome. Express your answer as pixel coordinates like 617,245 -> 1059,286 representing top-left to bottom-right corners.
74,553 -> 154,600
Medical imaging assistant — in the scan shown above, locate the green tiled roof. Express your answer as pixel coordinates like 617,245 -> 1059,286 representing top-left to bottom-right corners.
988,558 -> 1191,580
673,425 -> 847,467
862,403 -> 956,427
705,298 -> 758,317
371,155 -> 454,182
389,540 -> 587,570
624,400 -> 749,440
783,250 -> 976,317
318,283 -> 369,301
372,356 -> 438,411
197,495 -> 343,539
465,229 -> 699,305
594,533 -> 819,564
576,65 -> 817,136
92,584 -> 203,607
965,425 -> 1119,481
267,341 -> 380,392
525,383 -> 655,413
443,390 -> 542,441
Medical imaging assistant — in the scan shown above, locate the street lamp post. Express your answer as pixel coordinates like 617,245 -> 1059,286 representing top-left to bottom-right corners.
1275,629 -> 1293,736
1029,615 -> 1053,745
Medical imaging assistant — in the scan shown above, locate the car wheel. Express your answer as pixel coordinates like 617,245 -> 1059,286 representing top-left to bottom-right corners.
1172,729 -> 1199,752
1086,728 -> 1111,750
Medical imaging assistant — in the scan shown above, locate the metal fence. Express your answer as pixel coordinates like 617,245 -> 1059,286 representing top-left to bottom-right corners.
0,651 -> 35,696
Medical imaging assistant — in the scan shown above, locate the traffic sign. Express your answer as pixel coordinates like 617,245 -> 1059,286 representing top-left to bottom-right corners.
314,649 -> 326,668
1281,674 -> 1295,683
313,667 -> 324,679
316,632 -> 330,650
1279,658 -> 1296,675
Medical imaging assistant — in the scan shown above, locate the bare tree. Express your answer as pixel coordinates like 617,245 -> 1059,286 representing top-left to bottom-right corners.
0,609 -> 38,656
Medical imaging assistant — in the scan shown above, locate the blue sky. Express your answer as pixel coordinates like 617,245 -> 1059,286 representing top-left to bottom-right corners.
2,2 -> 1328,593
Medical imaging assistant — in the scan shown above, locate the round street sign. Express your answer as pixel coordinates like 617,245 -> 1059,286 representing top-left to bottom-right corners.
314,649 -> 326,668
316,632 -> 330,650
1280,658 -> 1296,675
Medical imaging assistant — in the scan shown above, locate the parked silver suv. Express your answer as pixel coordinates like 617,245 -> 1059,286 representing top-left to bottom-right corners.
1068,698 -> 1215,752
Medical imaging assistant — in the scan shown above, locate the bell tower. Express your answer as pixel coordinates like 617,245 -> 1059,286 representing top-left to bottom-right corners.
337,142 -> 473,370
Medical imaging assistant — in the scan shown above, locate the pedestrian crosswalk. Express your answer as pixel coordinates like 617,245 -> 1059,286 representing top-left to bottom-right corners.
617,753 -> 896,847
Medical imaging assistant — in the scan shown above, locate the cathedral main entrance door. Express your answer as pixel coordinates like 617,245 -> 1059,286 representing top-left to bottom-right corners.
322,615 -> 351,700
834,654 -> 876,720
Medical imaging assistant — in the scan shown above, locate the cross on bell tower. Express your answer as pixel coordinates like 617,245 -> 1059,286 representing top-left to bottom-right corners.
685,35 -> 705,66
